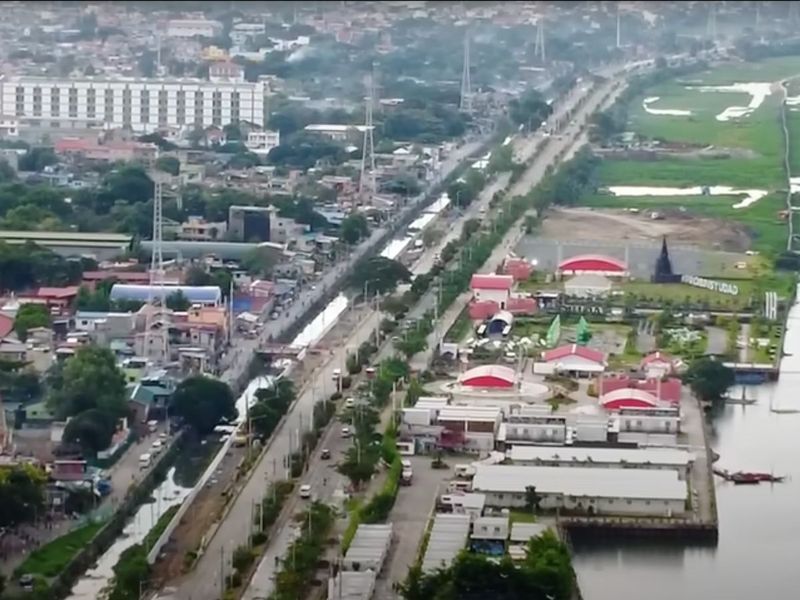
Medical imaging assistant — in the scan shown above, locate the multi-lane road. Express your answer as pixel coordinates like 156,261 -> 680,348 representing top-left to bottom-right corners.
167,60 -> 646,600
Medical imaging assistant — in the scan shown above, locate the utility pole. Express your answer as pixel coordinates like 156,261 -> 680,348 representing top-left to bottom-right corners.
615,6 -> 621,49
459,28 -> 472,113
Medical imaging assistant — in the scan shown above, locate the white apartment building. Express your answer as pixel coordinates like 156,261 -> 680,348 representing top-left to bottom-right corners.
0,76 -> 268,134
166,19 -> 223,39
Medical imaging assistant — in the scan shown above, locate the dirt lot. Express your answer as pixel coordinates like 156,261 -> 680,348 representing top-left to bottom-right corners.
540,207 -> 752,252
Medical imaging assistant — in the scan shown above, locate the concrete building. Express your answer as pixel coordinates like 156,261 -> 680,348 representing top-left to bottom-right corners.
470,274 -> 514,307
507,445 -> 695,478
177,216 -> 227,241
611,406 -> 681,446
472,465 -> 687,516
165,19 -> 223,38
497,414 -> 568,447
303,123 -> 370,141
563,273 -> 613,298
0,75 -> 267,134
540,344 -> 606,376
208,61 -> 245,83
471,515 -> 510,540
245,130 -> 280,156
437,406 -> 502,454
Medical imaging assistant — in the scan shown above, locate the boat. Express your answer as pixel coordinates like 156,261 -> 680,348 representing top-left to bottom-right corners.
713,468 -> 785,484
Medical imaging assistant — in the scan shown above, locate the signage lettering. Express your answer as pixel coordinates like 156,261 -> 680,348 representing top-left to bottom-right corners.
680,275 -> 739,296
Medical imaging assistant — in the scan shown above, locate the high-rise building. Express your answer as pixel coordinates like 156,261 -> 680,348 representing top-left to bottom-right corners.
0,75 -> 268,134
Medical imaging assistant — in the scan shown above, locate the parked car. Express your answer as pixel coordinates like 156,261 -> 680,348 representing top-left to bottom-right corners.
321,448 -> 331,460
299,484 -> 312,499
341,426 -> 351,438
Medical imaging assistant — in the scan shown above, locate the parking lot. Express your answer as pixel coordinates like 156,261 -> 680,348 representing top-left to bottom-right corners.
373,455 -> 456,600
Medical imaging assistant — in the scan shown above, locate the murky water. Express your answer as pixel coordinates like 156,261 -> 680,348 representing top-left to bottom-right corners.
66,468 -> 192,600
573,285 -> 800,599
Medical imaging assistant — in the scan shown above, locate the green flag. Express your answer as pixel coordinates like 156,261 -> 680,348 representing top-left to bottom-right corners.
546,314 -> 561,347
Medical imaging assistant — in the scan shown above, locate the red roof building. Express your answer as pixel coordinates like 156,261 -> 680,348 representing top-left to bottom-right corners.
600,388 -> 663,410
557,254 -> 627,277
543,344 -> 605,364
502,258 -> 534,281
19,286 -> 80,315
459,365 -> 517,389
0,313 -> 13,339
470,274 -> 514,308
598,374 -> 681,404
640,351 -> 676,376
541,344 -> 606,375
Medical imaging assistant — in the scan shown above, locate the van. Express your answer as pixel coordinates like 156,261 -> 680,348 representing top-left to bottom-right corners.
447,480 -> 472,493
139,453 -> 152,469
401,459 -> 412,471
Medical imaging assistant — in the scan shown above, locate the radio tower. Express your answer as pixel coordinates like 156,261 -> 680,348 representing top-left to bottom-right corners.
459,29 -> 472,113
706,4 -> 717,44
534,20 -> 546,63
358,66 -> 376,204
144,175 -> 168,365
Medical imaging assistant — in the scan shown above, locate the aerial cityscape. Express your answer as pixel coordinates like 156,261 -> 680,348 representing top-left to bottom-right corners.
0,1 -> 799,599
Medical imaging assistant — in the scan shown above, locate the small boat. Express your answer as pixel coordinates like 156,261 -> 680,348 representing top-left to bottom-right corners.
731,472 -> 761,485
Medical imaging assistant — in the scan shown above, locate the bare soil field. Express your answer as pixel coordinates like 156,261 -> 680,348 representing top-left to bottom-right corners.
541,207 -> 752,252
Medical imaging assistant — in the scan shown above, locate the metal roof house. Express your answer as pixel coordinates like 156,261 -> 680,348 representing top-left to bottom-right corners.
109,285 -> 223,306
472,464 -> 687,517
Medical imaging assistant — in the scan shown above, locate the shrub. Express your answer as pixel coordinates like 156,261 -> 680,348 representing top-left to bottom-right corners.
231,545 -> 255,572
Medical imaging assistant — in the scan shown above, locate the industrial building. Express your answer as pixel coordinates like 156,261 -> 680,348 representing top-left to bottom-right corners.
0,75 -> 268,133
0,230 -> 132,259
507,445 -> 695,478
471,465 -> 687,516
497,413 -> 568,447
108,284 -> 223,307
556,254 -> 628,277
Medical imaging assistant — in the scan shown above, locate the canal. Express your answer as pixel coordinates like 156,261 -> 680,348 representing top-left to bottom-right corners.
572,288 -> 800,599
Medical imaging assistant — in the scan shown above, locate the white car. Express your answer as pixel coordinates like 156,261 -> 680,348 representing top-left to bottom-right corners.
341,426 -> 351,438
345,398 -> 355,409
151,440 -> 163,454
299,484 -> 312,499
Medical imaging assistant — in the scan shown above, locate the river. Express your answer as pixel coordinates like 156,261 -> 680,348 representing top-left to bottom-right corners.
572,286 -> 800,600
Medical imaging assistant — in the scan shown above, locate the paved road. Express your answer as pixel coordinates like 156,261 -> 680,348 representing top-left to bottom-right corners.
739,322 -> 751,362
174,310 -> 384,600
373,456 -> 453,600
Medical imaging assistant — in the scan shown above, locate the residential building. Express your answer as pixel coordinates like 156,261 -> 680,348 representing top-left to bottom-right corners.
0,75 -> 268,134
640,351 -> 678,378
470,274 -> 514,307
245,130 -> 280,156
303,123 -> 370,141
54,137 -> 158,163
166,19 -> 223,38
471,464 -> 687,516
471,515 -> 509,541
598,374 -> 682,406
228,205 -> 271,242
177,216 -> 227,241
497,414 -> 567,448
208,61 -> 245,83
128,371 -> 175,425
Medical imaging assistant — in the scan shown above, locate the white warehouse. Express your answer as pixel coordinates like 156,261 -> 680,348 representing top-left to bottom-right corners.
471,465 -> 687,517
0,76 -> 268,134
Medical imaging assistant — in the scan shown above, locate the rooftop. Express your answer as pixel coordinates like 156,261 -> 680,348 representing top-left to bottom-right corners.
421,513 -> 471,573
472,465 -> 687,501
507,445 -> 695,467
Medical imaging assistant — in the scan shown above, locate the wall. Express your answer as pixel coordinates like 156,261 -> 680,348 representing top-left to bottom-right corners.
482,491 -> 685,517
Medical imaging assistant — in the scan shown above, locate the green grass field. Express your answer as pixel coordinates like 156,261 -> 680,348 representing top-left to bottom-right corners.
17,520 -> 105,578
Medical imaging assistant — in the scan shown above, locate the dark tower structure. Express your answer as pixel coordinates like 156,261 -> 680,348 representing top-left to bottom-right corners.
652,236 -> 681,283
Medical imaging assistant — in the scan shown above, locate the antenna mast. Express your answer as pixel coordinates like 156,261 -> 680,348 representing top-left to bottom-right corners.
144,175 -> 169,365
534,20 -> 546,63
459,29 -> 472,113
358,66 -> 376,204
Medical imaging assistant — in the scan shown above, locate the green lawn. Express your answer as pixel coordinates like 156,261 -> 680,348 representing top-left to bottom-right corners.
620,280 -> 758,310
16,520 -> 105,578
509,510 -> 538,524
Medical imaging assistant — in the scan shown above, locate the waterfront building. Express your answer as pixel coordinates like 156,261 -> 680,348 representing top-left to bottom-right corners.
472,464 -> 687,516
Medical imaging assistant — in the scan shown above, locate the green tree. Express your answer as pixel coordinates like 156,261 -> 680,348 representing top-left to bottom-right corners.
171,375 -> 237,434
0,464 -> 47,527
525,485 -> 541,512
63,408 -> 118,456
166,289 -> 191,311
18,147 -> 58,172
683,358 -> 735,401
350,257 -> 412,295
108,545 -> 150,600
509,88 -> 553,130
340,213 -> 369,245
14,303 -> 51,341
47,345 -> 127,419
0,159 -> 15,182
155,156 -> 180,176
